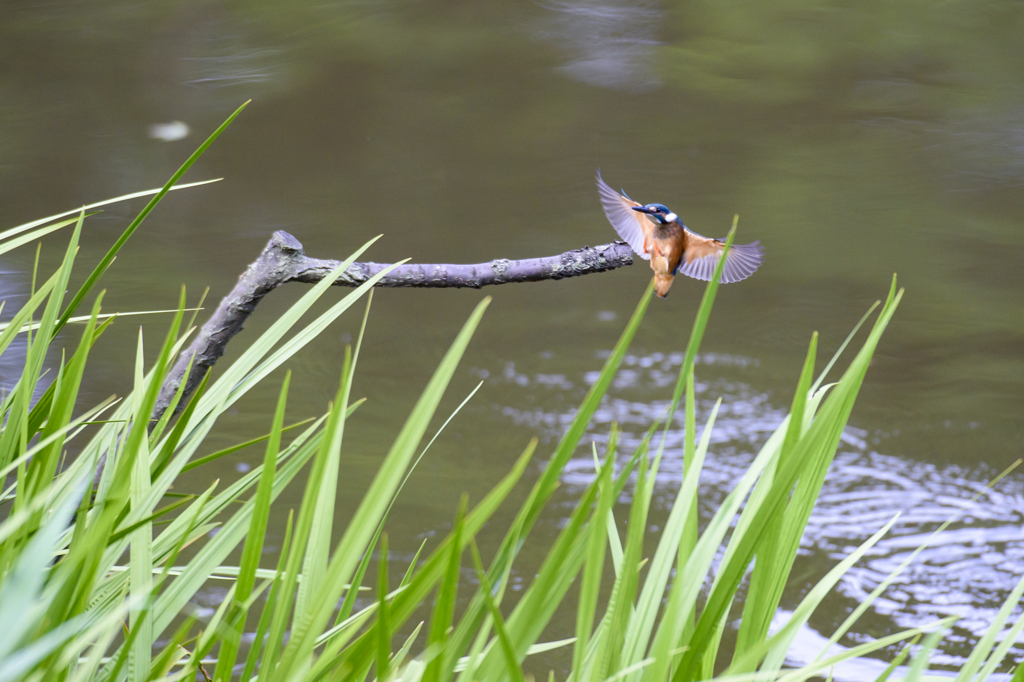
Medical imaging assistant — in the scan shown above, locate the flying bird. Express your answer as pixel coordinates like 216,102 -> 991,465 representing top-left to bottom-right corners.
596,171 -> 764,298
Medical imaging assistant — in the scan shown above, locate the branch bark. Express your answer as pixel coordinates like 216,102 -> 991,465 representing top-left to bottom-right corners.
153,231 -> 634,421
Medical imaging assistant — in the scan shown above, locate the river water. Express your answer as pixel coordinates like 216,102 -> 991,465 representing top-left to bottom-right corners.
2,0 -> 1023,675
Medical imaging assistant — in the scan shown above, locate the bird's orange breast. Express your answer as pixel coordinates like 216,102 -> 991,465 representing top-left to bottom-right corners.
650,225 -> 685,276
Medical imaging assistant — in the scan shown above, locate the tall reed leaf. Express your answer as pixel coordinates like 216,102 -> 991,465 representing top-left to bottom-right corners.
58,103 -> 248,331
269,297 -> 491,681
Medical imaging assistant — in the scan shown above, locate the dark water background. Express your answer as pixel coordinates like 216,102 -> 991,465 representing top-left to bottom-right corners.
2,0 -> 1023,676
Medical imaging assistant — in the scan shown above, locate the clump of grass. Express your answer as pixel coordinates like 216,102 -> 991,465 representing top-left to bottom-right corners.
1,105 -> 1021,682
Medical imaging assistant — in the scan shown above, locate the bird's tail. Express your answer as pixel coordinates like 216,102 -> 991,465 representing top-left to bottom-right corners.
654,273 -> 674,299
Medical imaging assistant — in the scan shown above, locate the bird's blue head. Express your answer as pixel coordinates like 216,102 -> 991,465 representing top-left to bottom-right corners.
632,203 -> 678,225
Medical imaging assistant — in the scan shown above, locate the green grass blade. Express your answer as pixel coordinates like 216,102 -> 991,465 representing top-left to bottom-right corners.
470,542 -> 527,682
212,372 -> 290,682
974,594 -> 1024,681
57,103 -> 248,330
321,439 -> 535,673
810,302 -> 878,395
243,509 -> 294,682
815,461 -> 1019,666
771,618 -> 956,682
336,375 -> 480,633
0,180 -> 219,243
1012,657 -> 1024,682
128,332 -> 155,682
28,295 -> 105,502
402,539 -> 429,588
442,284 -> 654,676
640,399 -> 721,682
523,280 -> 654,534
733,332 -> 818,664
184,241 -> 395,425
956,568 -> 1024,682
606,453 -> 651,673
335,531 -> 380,632
0,213 -> 98,258
474,463 -> 605,680
0,393 -> 114,487
0,271 -> 56,361
377,534 -> 392,682
664,218 -> 738,418
742,514 -> 900,676
672,282 -> 902,682
904,628 -> 947,682
269,297 -> 490,681
423,496 -> 467,682
872,640 -> 915,682
623,391 -> 718,672
0,476 -> 82,661
391,622 -> 424,677
178,416 -> 319,474
453,486 -> 528,682
296,347 -> 354,620
573,454 -> 616,676
2,213 -> 82,487
149,419 -> 325,640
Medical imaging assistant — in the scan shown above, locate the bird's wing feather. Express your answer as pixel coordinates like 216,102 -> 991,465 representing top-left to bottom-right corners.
596,171 -> 653,260
678,228 -> 764,283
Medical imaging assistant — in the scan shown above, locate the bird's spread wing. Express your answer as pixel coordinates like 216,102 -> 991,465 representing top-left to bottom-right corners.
596,171 -> 653,260
679,229 -> 764,283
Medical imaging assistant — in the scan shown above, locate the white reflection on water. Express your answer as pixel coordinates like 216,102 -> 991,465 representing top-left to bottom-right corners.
860,109 -> 1024,192
775,609 -> 961,681
182,48 -> 285,89
173,20 -> 288,92
931,110 -> 1024,191
494,349 -> 1024,672
536,0 -> 662,92
147,120 -> 191,141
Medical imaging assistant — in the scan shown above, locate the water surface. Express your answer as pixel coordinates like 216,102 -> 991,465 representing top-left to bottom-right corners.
2,0 -> 1023,674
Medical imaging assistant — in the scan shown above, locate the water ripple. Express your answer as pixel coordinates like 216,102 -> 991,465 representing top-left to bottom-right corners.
535,0 -> 662,92
491,349 -> 1024,672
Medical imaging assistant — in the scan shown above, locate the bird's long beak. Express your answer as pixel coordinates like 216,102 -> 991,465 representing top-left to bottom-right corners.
632,206 -> 654,214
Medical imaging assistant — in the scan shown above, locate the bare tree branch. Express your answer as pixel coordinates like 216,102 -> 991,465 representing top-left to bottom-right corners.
153,230 -> 634,421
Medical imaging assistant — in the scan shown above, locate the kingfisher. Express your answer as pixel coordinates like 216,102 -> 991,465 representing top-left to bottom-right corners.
596,171 -> 764,298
